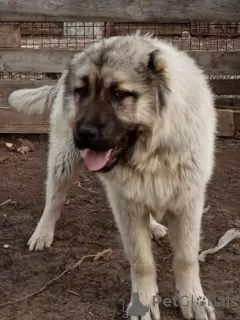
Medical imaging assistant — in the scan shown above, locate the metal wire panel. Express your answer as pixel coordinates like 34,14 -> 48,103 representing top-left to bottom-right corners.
1,21 -> 239,51
20,22 -> 105,50
0,21 -> 239,80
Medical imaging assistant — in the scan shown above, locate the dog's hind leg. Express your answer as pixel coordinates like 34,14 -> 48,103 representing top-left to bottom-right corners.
28,132 -> 80,251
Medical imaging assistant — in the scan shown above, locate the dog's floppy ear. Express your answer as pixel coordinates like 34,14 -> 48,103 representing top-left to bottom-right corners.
148,49 -> 167,75
148,50 -> 169,108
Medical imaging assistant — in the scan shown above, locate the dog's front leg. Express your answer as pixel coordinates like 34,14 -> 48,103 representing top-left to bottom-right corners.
28,136 -> 80,251
106,187 -> 160,320
168,196 -> 216,320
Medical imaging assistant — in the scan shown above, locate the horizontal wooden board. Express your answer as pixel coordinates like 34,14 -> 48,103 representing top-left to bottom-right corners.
188,52 -> 240,75
0,108 -> 239,136
0,80 -> 51,133
0,79 -> 240,110
1,49 -> 240,75
210,79 -> 240,95
0,23 -> 20,48
0,49 -> 72,73
0,108 -> 48,134
0,0 -> 240,22
0,80 -> 56,109
0,78 -> 239,135
215,98 -> 240,109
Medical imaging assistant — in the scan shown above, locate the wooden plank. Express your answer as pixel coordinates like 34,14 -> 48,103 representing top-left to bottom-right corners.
217,109 -> 234,137
0,80 -> 56,109
210,79 -> 240,95
215,98 -> 240,109
0,23 -> 20,48
0,49 -> 72,73
1,79 -> 239,110
234,110 -> 240,131
0,108 -> 48,134
1,49 -> 240,75
0,0 -> 240,22
188,52 -> 240,75
0,80 -> 239,135
0,107 -> 238,136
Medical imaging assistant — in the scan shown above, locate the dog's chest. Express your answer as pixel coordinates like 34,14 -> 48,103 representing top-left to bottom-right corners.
101,162 -> 179,210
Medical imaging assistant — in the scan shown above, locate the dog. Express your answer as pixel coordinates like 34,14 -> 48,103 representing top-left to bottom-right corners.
8,34 -> 216,320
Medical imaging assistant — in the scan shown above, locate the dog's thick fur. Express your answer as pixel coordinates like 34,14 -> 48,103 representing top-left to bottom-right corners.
8,34 -> 216,320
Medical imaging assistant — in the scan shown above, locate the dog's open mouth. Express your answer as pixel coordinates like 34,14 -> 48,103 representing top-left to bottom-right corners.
83,148 -> 116,172
82,131 -> 137,172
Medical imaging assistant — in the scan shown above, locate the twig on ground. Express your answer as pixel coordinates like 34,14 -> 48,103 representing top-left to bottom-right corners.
67,290 -> 81,297
0,199 -> 12,207
0,248 -> 112,308
76,181 -> 97,195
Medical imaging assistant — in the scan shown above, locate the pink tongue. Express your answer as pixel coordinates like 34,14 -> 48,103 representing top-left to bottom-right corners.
83,149 -> 112,171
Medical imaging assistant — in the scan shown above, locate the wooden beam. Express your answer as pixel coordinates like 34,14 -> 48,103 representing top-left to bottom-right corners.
0,0 -> 240,22
0,23 -> 20,48
1,79 -> 239,110
1,107 -> 239,136
210,79 -> 240,95
0,108 -> 48,134
0,49 -> 72,73
0,80 -> 56,109
1,49 -> 240,75
215,98 -> 240,109
1,79 -> 240,135
188,52 -> 240,75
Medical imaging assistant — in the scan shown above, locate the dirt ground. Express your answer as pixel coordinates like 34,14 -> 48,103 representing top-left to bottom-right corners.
0,138 -> 239,320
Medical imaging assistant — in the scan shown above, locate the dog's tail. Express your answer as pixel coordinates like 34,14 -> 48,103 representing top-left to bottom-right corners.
8,84 -> 58,117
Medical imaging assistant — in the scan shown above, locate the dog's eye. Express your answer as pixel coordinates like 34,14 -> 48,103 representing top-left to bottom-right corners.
74,87 -> 88,100
113,90 -> 133,101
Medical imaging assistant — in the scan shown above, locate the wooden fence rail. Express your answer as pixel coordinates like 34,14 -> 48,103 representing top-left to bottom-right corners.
1,49 -> 240,75
0,0 -> 240,22
1,78 -> 240,110
0,76 -> 240,136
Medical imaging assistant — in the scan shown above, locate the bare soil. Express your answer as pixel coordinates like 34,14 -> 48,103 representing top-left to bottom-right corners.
0,138 -> 239,320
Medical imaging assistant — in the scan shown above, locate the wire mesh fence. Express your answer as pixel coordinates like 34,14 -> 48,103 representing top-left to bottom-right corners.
0,21 -> 240,80
1,21 -> 240,51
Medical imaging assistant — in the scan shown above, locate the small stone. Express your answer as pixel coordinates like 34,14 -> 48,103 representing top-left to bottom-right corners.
5,143 -> 13,149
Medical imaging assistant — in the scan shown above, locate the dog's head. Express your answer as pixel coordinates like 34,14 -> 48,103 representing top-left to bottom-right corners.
64,36 -> 169,172
8,35 -> 169,173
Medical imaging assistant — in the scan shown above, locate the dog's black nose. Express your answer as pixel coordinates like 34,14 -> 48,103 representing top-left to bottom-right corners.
76,125 -> 98,141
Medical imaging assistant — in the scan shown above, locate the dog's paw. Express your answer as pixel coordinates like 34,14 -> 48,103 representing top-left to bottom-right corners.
151,223 -> 168,240
178,292 -> 215,320
127,291 -> 161,320
28,224 -> 54,251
